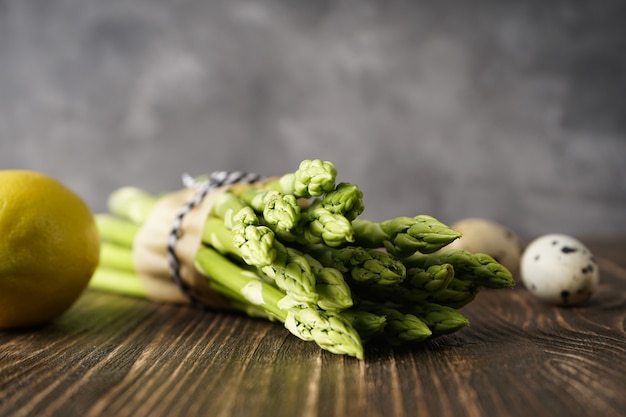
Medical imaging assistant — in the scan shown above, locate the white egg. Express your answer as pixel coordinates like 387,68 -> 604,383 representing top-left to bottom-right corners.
520,234 -> 600,306
446,218 -> 523,275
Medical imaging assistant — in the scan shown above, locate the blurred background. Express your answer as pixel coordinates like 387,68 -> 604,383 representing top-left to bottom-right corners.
1,0 -> 625,241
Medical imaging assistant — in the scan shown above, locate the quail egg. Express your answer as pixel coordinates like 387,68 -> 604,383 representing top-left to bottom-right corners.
446,218 -> 523,274
520,234 -> 599,306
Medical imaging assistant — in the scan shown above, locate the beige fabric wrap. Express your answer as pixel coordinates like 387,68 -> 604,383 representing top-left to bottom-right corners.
132,186 -> 232,309
131,177 -> 278,309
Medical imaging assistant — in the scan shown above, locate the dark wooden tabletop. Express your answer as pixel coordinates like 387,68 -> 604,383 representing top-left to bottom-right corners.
1,240 -> 625,417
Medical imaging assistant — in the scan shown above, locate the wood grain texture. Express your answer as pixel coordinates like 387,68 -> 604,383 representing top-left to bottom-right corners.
1,242 -> 625,417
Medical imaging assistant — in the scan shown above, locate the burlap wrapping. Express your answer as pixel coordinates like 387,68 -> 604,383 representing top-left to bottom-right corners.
131,177 -> 278,309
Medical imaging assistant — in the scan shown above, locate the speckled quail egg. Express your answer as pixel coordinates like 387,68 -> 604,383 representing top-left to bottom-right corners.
520,234 -> 599,306
446,218 -> 524,274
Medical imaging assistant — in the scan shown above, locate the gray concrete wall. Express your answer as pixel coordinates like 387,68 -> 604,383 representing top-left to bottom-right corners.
1,0 -> 625,240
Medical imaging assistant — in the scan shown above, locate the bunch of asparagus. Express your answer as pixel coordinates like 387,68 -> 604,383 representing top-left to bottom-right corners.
91,159 -> 514,359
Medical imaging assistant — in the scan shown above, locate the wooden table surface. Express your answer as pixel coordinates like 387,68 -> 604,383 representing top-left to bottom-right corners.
1,240 -> 625,417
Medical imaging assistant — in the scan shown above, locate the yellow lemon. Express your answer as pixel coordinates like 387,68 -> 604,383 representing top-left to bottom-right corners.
0,170 -> 100,329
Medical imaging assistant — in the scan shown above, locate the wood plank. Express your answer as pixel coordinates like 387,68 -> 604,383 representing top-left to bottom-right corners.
1,242 -> 625,417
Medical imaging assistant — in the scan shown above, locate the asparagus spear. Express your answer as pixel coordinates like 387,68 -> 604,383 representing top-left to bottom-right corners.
258,241 -> 318,304
107,186 -> 157,225
427,278 -> 480,309
210,190 -> 249,224
303,254 -> 353,311
265,159 -> 337,198
284,305 -> 364,359
318,182 -> 364,221
403,249 -> 515,289
406,303 -> 471,335
99,241 -> 135,272
340,310 -> 387,342
352,215 -> 462,256
90,267 -> 147,298
405,264 -> 455,292
362,305 -> 432,346
311,246 -> 406,286
234,188 -> 302,233
300,204 -> 354,247
194,245 -> 289,320
230,207 -> 277,268
96,214 -> 140,248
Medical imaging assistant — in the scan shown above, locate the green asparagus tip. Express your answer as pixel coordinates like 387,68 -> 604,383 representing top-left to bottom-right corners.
410,303 -> 471,335
293,159 -> 337,198
285,307 -> 364,359
262,191 -> 301,232
341,310 -> 387,342
320,182 -> 365,221
232,224 -> 277,267
304,206 -> 354,247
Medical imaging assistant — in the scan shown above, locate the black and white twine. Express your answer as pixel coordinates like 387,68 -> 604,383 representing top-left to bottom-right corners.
167,171 -> 263,308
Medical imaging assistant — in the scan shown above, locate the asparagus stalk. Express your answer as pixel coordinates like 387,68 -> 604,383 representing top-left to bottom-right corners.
258,241 -> 318,304
265,159 -> 337,198
402,249 -> 515,289
210,190 -> 249,224
312,246 -> 407,286
318,182 -> 364,221
406,303 -> 471,335
350,282 -> 429,306
340,310 -> 387,342
300,204 -> 354,247
427,278 -> 480,309
352,215 -> 462,256
234,188 -> 302,233
99,241 -> 135,272
303,254 -> 353,311
90,267 -> 147,298
194,245 -> 287,320
361,305 -> 432,346
205,275 -> 276,320
107,187 -> 157,225
230,208 -> 277,268
201,216 -> 242,257
404,264 -> 455,292
96,214 -> 140,248
284,305 -> 364,359
226,299 -> 273,320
